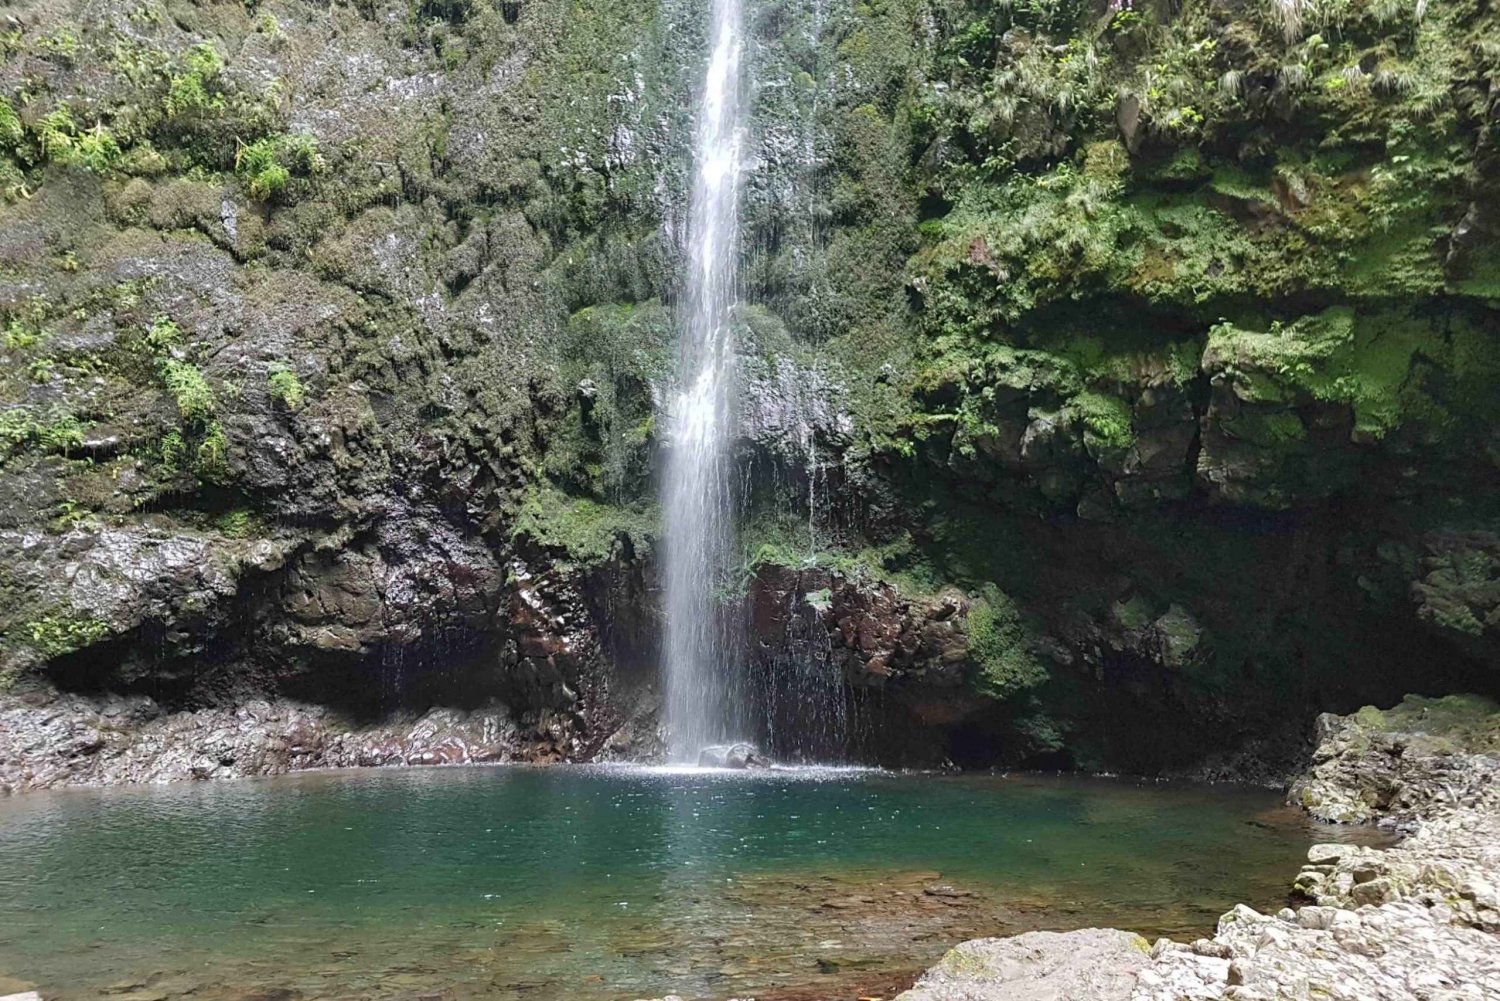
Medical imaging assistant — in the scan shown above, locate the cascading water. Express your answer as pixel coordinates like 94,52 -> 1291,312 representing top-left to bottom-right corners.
662,0 -> 747,762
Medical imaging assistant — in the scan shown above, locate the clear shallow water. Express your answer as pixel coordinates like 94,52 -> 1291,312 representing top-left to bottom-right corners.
0,766 -> 1385,1001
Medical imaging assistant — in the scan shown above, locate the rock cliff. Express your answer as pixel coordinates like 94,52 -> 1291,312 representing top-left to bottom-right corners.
1,0 -> 1498,781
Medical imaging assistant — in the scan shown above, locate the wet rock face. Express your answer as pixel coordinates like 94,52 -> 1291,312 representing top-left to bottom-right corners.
1410,530 -> 1500,663
274,510 -> 506,657
0,0 -> 1495,790
937,371 -> 1202,519
745,564 -> 996,749
0,0 -> 677,771
0,523 -> 295,681
738,355 -> 855,463
748,565 -> 970,693
501,556 -> 598,712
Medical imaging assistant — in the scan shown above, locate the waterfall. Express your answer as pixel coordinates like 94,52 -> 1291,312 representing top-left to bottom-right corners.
662,0 -> 746,762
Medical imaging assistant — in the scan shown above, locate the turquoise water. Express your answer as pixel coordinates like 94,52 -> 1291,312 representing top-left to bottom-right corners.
0,766 -> 1381,1001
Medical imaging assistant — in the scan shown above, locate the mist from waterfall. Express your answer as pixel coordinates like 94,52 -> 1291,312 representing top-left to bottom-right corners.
662,0 -> 746,762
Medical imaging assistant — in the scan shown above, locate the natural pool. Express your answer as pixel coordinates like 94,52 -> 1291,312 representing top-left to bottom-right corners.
0,766 -> 1386,1001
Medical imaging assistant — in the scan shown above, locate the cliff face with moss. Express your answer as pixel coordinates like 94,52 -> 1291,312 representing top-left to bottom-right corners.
0,0 -> 1497,778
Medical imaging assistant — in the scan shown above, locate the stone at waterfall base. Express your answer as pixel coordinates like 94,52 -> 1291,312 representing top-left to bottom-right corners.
895,929 -> 1152,1000
696,743 -> 767,769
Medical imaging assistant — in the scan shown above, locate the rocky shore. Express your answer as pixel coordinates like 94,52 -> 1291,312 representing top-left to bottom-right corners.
894,695 -> 1500,1001
0,687 -> 657,794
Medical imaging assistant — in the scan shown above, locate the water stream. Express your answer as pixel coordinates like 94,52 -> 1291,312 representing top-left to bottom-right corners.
662,0 -> 748,760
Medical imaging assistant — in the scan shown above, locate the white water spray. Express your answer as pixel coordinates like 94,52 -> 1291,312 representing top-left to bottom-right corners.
662,0 -> 746,761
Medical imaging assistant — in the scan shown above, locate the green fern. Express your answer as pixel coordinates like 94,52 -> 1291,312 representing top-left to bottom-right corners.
36,107 -> 77,162
0,98 -> 22,148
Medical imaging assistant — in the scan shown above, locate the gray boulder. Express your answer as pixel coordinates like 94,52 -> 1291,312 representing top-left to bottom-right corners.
696,742 -> 766,769
895,928 -> 1152,1001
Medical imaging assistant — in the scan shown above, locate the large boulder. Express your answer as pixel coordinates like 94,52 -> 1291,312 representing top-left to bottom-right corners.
895,928 -> 1152,1001
1288,694 -> 1500,825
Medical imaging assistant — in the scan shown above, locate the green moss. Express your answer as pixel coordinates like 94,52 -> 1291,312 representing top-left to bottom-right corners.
1414,545 -> 1500,640
1209,167 -> 1275,205
1068,391 -> 1136,453
536,301 -> 672,496
26,105 -> 121,172
511,485 -> 656,569
1227,409 -> 1307,447
732,508 -> 950,600
1155,604 -> 1203,668
1112,595 -> 1155,631
164,44 -> 226,119
1350,695 -> 1500,754
1203,306 -> 1480,440
967,584 -> 1048,701
214,508 -> 257,538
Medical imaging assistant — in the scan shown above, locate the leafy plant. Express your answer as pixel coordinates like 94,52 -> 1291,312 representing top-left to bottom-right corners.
215,508 -> 255,537
197,420 -> 228,470
158,429 -> 186,474
0,98 -> 22,148
0,407 -> 86,458
165,43 -> 227,118
267,363 -> 305,409
4,317 -> 45,350
234,133 -> 322,201
1068,391 -> 1136,452
161,359 -> 216,423
21,611 -> 111,657
36,107 -> 78,161
144,315 -> 181,352
36,28 -> 81,63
